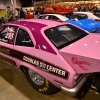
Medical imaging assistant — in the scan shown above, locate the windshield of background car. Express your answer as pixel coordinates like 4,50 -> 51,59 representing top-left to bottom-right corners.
93,11 -> 100,18
62,13 -> 88,20
70,14 -> 88,20
44,24 -> 88,49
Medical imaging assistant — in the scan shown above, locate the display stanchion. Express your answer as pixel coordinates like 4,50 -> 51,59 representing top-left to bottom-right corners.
51,0 -> 55,6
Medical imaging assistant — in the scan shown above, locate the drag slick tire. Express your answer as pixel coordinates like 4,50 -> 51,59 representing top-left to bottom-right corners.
23,67 -> 58,95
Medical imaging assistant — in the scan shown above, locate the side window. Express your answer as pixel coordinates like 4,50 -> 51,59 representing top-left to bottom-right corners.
15,29 -> 34,47
52,16 -> 59,20
69,14 -> 77,20
76,14 -> 88,20
38,16 -> 44,19
49,15 -> 53,19
49,15 -> 59,20
71,14 -> 88,20
0,25 -> 18,44
44,15 -> 49,19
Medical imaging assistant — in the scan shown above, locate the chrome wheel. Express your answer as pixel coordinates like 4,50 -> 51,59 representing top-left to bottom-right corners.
23,67 -> 59,94
28,69 -> 44,85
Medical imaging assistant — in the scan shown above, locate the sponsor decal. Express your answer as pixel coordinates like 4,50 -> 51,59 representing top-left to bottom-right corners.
71,57 -> 91,71
0,46 -> 68,79
23,56 -> 67,78
0,55 -> 16,66
0,46 -> 10,55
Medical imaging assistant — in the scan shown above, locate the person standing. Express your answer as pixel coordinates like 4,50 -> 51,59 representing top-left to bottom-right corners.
33,7 -> 40,19
43,5 -> 54,14
6,6 -> 13,22
13,8 -> 19,21
40,6 -> 45,14
18,7 -> 25,19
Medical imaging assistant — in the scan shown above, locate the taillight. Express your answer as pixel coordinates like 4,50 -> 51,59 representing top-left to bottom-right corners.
95,19 -> 100,22
74,74 -> 83,82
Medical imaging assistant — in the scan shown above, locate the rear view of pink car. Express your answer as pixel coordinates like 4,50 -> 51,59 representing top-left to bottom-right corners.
0,19 -> 100,97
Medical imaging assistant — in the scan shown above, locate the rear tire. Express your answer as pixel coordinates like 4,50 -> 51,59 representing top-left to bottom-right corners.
23,67 -> 59,95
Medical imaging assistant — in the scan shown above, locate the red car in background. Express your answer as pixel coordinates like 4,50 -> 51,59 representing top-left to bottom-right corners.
25,12 -> 34,19
52,5 -> 73,14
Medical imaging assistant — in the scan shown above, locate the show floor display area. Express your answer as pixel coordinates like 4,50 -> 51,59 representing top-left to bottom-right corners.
0,61 -> 100,100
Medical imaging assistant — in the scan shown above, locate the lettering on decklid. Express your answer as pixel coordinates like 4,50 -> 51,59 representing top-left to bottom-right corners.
0,46 -> 68,79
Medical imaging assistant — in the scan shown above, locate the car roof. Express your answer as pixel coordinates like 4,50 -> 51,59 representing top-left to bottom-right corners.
10,19 -> 65,28
38,14 -> 68,21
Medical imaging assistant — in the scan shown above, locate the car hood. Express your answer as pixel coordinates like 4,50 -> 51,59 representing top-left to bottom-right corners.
66,19 -> 100,33
59,34 -> 100,74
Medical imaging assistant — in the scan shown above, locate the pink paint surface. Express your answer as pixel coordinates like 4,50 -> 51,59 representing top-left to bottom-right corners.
6,19 -> 100,88
60,34 -> 100,73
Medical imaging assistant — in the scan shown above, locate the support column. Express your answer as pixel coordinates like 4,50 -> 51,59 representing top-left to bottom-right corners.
14,0 -> 16,8
32,0 -> 36,8
11,0 -> 17,9
34,0 -> 36,7
10,0 -> 14,10
11,0 -> 13,6
74,0 -> 76,5
51,0 -> 55,5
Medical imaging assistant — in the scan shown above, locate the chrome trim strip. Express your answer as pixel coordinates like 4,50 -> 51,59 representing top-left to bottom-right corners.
61,74 -> 90,97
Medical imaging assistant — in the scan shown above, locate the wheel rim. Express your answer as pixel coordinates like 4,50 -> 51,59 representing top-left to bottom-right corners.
28,69 -> 44,85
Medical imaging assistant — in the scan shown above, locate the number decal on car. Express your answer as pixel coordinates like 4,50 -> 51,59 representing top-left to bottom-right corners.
5,32 -> 14,44
5,32 -> 14,40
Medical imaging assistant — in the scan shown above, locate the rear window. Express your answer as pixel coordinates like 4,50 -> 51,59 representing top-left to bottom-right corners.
62,13 -> 88,20
69,14 -> 88,20
44,24 -> 88,49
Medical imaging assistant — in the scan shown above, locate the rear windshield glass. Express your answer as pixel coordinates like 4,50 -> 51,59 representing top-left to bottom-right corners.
74,14 -> 88,19
62,13 -> 88,20
44,24 -> 88,49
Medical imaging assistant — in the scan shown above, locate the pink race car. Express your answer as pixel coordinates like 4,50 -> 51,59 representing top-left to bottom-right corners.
0,19 -> 99,96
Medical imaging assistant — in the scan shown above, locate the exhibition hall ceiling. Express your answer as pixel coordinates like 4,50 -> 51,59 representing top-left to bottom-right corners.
20,0 -> 93,7
20,0 -> 43,7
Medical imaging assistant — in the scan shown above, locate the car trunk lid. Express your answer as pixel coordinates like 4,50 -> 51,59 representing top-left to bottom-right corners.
59,34 -> 100,74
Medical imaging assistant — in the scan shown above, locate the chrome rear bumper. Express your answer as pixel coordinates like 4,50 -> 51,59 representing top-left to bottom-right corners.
61,74 -> 90,97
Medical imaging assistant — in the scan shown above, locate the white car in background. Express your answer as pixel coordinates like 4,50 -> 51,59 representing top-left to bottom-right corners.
38,12 -> 100,21
38,13 -> 100,33
73,12 -> 100,21
38,14 -> 68,21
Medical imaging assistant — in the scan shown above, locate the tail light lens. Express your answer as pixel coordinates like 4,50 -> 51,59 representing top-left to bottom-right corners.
95,19 -> 100,22
74,74 -> 83,82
